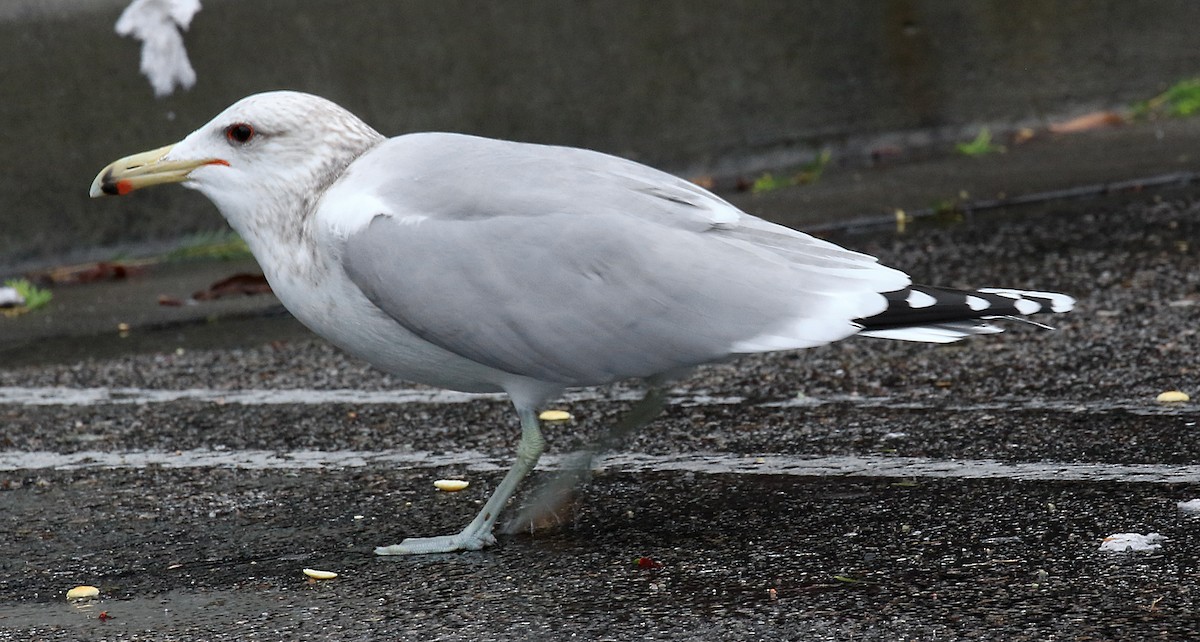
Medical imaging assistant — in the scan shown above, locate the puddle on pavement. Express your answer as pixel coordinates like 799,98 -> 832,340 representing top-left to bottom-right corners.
0,312 -> 310,369
0,589 -> 317,631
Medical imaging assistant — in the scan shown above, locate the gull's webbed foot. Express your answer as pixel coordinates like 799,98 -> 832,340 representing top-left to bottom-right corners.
374,530 -> 498,556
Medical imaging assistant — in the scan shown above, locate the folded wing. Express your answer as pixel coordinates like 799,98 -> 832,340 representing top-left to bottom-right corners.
329,133 -> 910,386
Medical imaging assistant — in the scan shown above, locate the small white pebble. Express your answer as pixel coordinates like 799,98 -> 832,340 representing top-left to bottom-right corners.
66,586 -> 100,600
1156,390 -> 1190,403
0,286 -> 24,308
1177,499 -> 1200,514
433,479 -> 469,492
538,410 -> 572,422
1099,532 -> 1165,552
302,568 -> 338,580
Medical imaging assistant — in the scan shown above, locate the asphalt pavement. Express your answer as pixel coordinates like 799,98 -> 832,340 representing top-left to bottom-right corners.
1,171 -> 1199,639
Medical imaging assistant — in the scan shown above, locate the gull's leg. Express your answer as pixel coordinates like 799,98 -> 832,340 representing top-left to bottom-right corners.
501,387 -> 667,535
375,406 -> 545,555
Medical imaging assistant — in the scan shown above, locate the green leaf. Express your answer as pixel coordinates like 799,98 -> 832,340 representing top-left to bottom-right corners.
956,128 -> 1005,157
751,172 -> 792,194
4,278 -> 52,311
1164,79 -> 1200,116
752,150 -> 833,192
1133,78 -> 1200,120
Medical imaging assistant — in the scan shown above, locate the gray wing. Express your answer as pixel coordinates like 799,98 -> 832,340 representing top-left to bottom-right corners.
330,134 -> 908,386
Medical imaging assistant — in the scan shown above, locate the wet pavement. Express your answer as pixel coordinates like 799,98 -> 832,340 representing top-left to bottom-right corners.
1,185 -> 1199,640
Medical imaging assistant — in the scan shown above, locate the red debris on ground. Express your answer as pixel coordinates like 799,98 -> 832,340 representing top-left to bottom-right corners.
191,273 -> 272,301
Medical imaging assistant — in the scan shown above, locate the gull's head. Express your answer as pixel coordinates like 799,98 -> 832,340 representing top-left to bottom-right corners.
90,91 -> 385,225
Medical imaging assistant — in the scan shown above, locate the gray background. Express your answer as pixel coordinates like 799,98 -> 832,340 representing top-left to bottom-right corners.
4,0 -> 1200,268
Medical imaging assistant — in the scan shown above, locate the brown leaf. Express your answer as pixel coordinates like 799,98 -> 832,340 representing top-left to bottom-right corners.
31,260 -> 152,285
1048,111 -> 1126,134
192,273 -> 272,301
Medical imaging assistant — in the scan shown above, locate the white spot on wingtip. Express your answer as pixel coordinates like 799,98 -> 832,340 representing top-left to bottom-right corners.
978,288 -> 1075,313
905,290 -> 937,309
1014,299 -> 1041,315
965,295 -> 990,311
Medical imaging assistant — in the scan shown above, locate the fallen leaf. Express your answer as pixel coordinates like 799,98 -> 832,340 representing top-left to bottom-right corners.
33,260 -> 152,285
192,273 -> 272,301
1048,111 -> 1126,134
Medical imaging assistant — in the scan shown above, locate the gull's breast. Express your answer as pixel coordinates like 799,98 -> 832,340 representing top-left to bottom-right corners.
266,261 -> 515,395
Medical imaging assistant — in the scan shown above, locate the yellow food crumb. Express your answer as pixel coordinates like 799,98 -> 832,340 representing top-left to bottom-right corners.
66,586 -> 99,600
538,410 -> 572,422
1156,390 -> 1190,403
433,479 -> 470,492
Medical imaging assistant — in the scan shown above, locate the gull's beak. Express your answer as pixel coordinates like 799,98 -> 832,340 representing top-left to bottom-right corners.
89,145 -> 227,198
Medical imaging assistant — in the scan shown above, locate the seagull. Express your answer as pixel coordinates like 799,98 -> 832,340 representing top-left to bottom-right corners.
90,91 -> 1074,555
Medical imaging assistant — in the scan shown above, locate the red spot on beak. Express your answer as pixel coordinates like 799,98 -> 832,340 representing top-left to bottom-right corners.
206,159 -> 230,167
116,179 -> 134,195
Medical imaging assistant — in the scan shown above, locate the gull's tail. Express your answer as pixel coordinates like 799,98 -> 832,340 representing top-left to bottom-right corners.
855,286 -> 1076,343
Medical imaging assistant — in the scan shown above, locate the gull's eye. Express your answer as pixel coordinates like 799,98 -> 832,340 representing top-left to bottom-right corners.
225,123 -> 255,145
